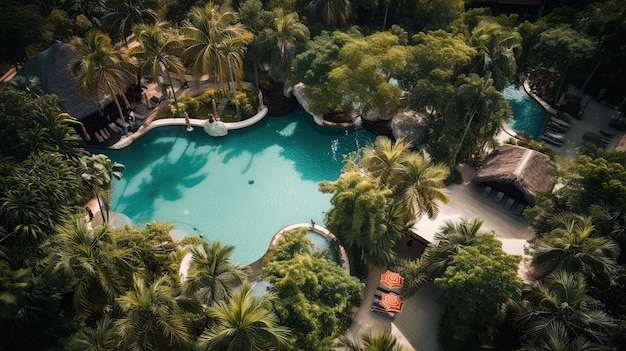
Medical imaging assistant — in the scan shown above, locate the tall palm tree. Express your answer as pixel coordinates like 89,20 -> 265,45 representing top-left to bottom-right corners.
361,136 -> 412,188
65,317 -> 119,351
116,274 -> 199,351
394,150 -> 449,225
182,241 -> 248,306
258,9 -> 309,82
308,0 -> 351,29
531,214 -> 621,283
335,327 -> 411,351
320,171 -> 396,267
514,270 -> 618,349
102,0 -> 158,42
196,282 -> 290,351
130,21 -> 186,115
469,21 -> 522,90
79,154 -> 124,223
46,216 -> 132,320
69,30 -> 136,137
181,3 -> 253,84
64,0 -> 106,28
446,72 -> 510,163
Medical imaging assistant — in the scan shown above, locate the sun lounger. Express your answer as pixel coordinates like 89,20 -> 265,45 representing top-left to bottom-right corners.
94,131 -> 104,142
482,186 -> 492,197
600,130 -> 616,138
493,191 -> 504,204
108,123 -> 122,133
370,303 -> 395,318
100,128 -> 110,139
513,202 -> 526,215
503,198 -> 515,210
376,284 -> 401,295
116,118 -> 131,129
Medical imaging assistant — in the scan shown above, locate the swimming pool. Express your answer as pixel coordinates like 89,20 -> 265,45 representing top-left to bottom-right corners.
100,107 -> 374,264
503,85 -> 549,139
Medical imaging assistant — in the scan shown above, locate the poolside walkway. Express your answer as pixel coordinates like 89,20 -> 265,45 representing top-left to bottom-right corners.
523,83 -> 625,159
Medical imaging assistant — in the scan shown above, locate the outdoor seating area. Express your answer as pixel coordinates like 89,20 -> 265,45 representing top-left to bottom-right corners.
370,270 -> 404,319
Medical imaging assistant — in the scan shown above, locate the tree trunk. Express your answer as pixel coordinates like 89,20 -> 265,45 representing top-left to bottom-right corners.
228,58 -> 241,120
108,81 -> 128,137
452,104 -> 480,163
163,62 -> 178,116
96,192 -> 106,223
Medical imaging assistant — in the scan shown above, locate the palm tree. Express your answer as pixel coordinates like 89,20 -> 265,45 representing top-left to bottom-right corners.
196,282 -> 290,351
319,171 -> 396,267
69,30 -> 136,137
102,0 -> 157,42
65,317 -> 119,351
308,0 -> 351,29
182,241 -> 248,306
514,270 -> 618,349
424,217 -> 491,278
469,21 -> 522,90
394,150 -> 449,225
335,327 -> 411,351
130,21 -> 185,116
182,3 -> 253,119
181,3 -> 253,84
46,216 -> 132,319
531,214 -> 621,283
446,72 -> 510,163
361,136 -> 412,188
519,321 -> 614,351
258,9 -> 309,82
64,0 -> 106,28
116,274 -> 199,351
78,154 -> 124,223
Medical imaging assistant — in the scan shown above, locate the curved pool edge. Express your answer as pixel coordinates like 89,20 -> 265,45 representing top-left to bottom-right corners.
108,106 -> 269,150
246,223 -> 351,278
523,80 -> 558,115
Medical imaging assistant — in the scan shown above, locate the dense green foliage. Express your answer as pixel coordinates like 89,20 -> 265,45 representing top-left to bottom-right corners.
261,228 -> 363,351
2,0 -> 626,350
435,237 -> 521,350
321,137 -> 449,273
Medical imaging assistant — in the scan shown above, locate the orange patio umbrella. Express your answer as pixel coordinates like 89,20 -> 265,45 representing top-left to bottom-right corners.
380,292 -> 404,313
380,270 -> 404,290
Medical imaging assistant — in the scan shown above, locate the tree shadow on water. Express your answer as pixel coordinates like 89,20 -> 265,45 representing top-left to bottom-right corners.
114,133 -> 210,220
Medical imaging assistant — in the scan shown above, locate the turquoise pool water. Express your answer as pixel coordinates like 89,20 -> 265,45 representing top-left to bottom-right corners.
99,107 -> 373,264
503,85 -> 549,139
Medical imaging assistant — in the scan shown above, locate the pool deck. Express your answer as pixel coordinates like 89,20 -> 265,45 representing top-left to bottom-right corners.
519,81 -> 624,159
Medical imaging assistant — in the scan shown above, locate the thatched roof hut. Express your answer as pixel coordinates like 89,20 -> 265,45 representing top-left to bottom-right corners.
472,144 -> 554,206
14,43 -> 103,120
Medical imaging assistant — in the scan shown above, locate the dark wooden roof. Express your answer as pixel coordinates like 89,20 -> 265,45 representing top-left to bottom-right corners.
14,43 -> 101,120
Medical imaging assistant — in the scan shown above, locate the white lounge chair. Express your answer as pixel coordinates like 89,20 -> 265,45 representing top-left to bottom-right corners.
100,128 -> 110,139
94,131 -> 104,142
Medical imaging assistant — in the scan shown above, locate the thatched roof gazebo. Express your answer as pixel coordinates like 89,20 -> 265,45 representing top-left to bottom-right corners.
14,43 -> 104,120
472,144 -> 554,206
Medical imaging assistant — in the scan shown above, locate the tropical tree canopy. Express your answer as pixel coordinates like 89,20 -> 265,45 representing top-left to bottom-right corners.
196,282 -> 291,351
261,229 -> 363,350
327,31 -> 408,117
181,3 -> 253,84
182,241 -> 248,306
435,236 -> 522,350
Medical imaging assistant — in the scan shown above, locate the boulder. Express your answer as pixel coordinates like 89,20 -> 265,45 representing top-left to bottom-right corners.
391,111 -> 431,148
204,120 -> 228,137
